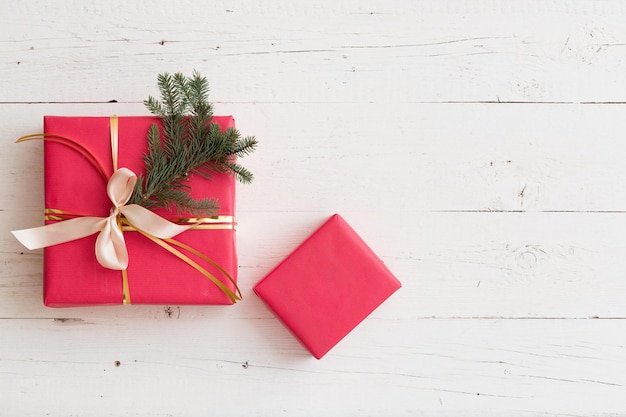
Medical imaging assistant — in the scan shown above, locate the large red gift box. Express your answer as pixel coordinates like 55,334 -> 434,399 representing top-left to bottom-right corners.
254,214 -> 401,359
42,116 -> 238,307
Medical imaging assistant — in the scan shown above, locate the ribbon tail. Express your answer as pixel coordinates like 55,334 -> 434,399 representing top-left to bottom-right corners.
12,217 -> 106,250
164,237 -> 242,300
121,204 -> 193,239
136,229 -> 240,303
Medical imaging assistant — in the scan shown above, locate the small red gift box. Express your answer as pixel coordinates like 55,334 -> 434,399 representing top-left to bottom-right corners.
41,116 -> 238,307
254,214 -> 401,359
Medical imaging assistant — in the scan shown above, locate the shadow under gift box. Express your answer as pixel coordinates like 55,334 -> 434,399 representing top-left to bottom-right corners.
42,116 -> 238,307
254,214 -> 402,359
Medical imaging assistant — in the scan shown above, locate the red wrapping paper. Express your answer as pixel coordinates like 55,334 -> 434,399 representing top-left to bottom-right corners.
254,214 -> 401,359
43,116 -> 238,307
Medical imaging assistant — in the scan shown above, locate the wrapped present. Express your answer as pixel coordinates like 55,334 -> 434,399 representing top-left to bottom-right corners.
254,214 -> 401,359
17,115 -> 240,307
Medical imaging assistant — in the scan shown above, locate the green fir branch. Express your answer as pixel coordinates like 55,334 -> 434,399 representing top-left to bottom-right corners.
128,71 -> 257,216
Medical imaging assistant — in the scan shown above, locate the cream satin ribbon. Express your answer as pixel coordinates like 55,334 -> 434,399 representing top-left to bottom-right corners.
12,167 -> 193,270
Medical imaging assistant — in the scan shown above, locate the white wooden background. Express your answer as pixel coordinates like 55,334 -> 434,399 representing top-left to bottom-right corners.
2,1 -> 626,415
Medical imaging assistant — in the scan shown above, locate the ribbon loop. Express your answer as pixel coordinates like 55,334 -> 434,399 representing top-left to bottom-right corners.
107,167 -> 136,209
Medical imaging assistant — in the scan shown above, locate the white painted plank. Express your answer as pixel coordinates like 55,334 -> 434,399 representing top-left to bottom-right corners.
241,210 -> 626,319
3,102 -> 626,213
3,210 -> 626,319
1,318 -> 624,415
3,0 -> 626,103
226,102 -> 626,213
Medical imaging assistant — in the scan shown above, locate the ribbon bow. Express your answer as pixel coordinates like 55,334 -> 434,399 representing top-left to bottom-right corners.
13,167 -> 193,270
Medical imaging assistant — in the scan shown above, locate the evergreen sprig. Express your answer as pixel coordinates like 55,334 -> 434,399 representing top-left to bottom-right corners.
128,71 -> 257,216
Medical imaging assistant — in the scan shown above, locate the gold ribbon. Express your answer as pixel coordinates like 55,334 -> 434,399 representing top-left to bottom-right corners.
110,115 -> 119,171
44,210 -> 236,230
12,117 -> 241,304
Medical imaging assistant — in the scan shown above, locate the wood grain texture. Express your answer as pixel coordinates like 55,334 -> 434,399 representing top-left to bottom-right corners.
3,0 -> 626,104
2,1 -> 626,415
2,318 -> 625,416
